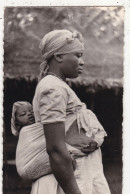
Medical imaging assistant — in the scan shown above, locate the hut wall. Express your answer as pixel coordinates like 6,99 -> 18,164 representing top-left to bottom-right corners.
3,78 -> 123,162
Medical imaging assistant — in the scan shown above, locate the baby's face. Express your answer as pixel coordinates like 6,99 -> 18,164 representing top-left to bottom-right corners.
16,104 -> 35,128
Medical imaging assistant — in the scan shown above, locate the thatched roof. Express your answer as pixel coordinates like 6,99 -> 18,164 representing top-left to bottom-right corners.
4,75 -> 123,93
4,7 -> 124,86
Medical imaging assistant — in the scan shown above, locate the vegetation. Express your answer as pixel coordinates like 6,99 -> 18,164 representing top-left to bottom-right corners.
4,7 -> 124,83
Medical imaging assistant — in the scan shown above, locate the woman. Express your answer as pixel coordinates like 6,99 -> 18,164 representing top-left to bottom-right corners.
31,30 -> 111,194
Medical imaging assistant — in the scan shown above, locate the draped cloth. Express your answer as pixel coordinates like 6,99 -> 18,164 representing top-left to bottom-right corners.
16,115 -> 110,193
16,122 -> 51,180
16,122 -> 86,180
15,103 -> 107,180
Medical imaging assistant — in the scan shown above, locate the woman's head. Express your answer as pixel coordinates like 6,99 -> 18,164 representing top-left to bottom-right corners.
11,101 -> 35,136
39,29 -> 84,80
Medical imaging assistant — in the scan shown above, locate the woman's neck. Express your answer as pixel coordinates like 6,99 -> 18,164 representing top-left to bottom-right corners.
48,68 -> 66,81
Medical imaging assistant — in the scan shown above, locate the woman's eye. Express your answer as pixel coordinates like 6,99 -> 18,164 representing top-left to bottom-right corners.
76,53 -> 82,58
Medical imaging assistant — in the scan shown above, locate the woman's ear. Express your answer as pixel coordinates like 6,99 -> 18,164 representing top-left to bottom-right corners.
54,54 -> 63,62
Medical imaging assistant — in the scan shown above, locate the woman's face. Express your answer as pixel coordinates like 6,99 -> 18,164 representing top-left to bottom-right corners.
61,51 -> 84,79
15,104 -> 35,128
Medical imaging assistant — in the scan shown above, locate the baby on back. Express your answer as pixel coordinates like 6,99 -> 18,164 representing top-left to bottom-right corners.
12,101 -> 97,180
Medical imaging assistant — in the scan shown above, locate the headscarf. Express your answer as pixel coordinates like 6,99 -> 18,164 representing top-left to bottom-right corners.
39,29 -> 84,81
11,101 -> 32,136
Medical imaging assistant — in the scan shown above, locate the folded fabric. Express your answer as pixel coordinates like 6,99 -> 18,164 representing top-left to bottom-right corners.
16,122 -> 85,180
16,109 -> 106,180
66,108 -> 107,148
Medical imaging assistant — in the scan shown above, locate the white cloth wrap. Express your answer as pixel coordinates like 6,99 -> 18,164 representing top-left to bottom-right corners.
16,122 -> 85,180
16,107 -> 107,180
75,106 -> 107,146
16,123 -> 50,180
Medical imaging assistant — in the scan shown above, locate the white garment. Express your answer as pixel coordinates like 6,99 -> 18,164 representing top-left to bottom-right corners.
31,149 -> 111,194
16,122 -> 85,180
33,75 -> 107,146
31,75 -> 111,194
16,123 -> 51,180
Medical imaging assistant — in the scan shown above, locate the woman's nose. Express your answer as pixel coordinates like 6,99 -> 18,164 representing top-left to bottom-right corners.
79,58 -> 84,66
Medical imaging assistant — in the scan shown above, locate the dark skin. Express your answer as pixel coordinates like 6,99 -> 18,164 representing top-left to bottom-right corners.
44,122 -> 97,194
44,122 -> 81,194
65,120 -> 98,155
43,53 -> 98,194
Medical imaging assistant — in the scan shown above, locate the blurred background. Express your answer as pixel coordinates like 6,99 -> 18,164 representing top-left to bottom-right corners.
3,7 -> 124,194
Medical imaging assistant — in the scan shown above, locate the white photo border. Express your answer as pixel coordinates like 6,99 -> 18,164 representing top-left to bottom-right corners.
0,1 -> 130,194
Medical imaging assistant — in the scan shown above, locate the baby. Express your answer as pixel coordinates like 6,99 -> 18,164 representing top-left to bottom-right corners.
11,101 -> 99,180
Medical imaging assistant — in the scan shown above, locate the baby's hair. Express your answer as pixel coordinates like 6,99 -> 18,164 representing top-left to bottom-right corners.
11,101 -> 32,136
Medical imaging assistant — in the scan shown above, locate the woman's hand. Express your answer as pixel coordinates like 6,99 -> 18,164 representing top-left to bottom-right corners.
81,141 -> 98,154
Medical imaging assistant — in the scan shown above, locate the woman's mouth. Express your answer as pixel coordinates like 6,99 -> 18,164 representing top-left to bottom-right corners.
78,68 -> 83,74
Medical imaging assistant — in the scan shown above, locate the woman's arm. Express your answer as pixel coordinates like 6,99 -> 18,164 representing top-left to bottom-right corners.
44,122 -> 81,194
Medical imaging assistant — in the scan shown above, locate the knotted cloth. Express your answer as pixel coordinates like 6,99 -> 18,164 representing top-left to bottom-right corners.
11,101 -> 32,136
39,30 -> 84,81
16,122 -> 86,180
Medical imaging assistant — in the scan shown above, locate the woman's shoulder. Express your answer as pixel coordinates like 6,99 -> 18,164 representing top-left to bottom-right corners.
37,75 -> 69,94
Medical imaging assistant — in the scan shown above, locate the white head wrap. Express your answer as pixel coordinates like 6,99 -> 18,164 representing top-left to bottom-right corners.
39,29 -> 84,81
11,101 -> 32,136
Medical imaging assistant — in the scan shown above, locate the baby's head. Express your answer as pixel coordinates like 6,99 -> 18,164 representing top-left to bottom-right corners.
11,101 -> 35,136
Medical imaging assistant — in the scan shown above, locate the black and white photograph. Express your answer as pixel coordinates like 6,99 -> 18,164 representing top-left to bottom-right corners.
2,5 -> 125,194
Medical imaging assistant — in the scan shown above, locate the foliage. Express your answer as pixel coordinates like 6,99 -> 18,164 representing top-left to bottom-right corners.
4,7 -> 124,80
